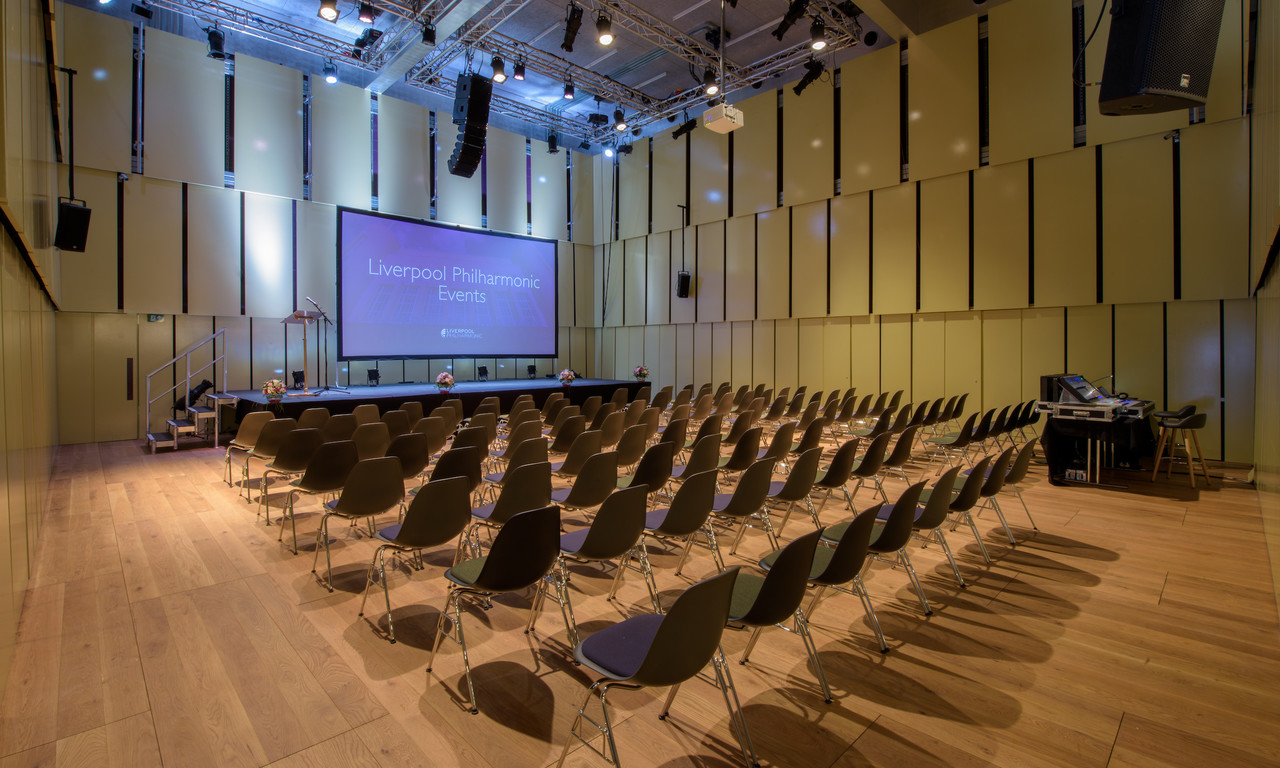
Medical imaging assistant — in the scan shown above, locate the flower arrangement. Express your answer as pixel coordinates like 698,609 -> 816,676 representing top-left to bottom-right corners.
633,364 -> 649,381
261,378 -> 287,401
435,371 -> 455,391
558,369 -> 576,386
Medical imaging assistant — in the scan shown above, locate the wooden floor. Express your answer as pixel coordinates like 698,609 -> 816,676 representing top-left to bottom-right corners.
2,436 -> 1279,767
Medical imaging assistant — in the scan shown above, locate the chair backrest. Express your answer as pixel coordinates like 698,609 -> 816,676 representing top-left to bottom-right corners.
553,430 -> 601,477
791,417 -> 827,455
635,385 -> 652,404
268,428 -> 325,473
722,412 -> 757,446
849,393 -> 874,421
937,395 -> 958,424
1005,438 -> 1038,484
561,452 -> 620,508
679,434 -> 723,478
980,447 -> 1016,497
731,384 -> 751,409
628,441 -> 676,492
906,401 -> 930,429
615,424 -> 649,467
386,431 -> 431,478
769,446 -> 822,502
622,399 -> 646,427
610,387 -> 631,409
598,410 -> 625,449
696,382 -> 714,400
653,469 -> 717,535
488,461 -> 553,524
688,413 -> 724,446
381,409 -> 411,439
717,458 -> 777,518
866,407 -> 897,438
540,391 -> 565,419
250,418 -> 298,460
548,405 -> 581,438
656,418 -> 689,449
639,407 -> 662,442
889,403 -> 914,434
429,445 -> 483,492
571,484 -> 649,560
671,387 -> 692,410
469,412 -> 499,446
231,410 -> 273,448
394,476 -> 472,549
815,437 -> 862,488
761,394 -> 788,422
543,397 -> 569,428
649,387 -> 672,413
587,402 -> 616,431
352,421 -> 391,460
820,397 -> 841,422
733,530 -> 822,626
868,391 -> 889,416
952,392 -> 969,421
428,405 -> 460,435
352,403 -> 380,425
867,481 -> 927,554
502,436 -> 550,476
812,504 -> 882,586
581,395 -> 602,423
712,391 -> 736,416
888,390 -> 904,408
296,407 -> 330,431
948,413 -> 978,448
333,456 -> 405,517
412,416 -> 450,457
399,401 -> 424,424
471,505 -> 561,593
549,414 -> 587,453
322,413 -> 358,442
795,400 -> 821,432
922,398 -> 943,428
883,425 -> 920,468
451,425 -> 490,454
850,432 -> 892,478
500,420 -> 543,458
914,465 -> 962,530
722,425 -> 764,472
949,455 -> 993,512
760,421 -> 798,462
689,393 -> 713,422
630,568 -> 740,687
991,405 -> 1010,437
295,439 -> 359,494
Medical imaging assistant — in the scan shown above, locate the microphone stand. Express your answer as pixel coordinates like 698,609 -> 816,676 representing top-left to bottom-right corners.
306,297 -> 347,392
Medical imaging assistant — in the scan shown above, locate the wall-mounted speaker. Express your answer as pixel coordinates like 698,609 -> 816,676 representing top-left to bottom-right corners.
53,200 -> 92,252
448,73 -> 492,178
1098,0 -> 1225,115
675,270 -> 691,298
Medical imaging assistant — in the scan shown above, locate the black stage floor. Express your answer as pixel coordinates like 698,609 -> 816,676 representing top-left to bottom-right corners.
231,378 -> 645,421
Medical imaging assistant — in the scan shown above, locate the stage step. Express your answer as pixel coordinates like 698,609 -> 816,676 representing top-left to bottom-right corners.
146,432 -> 177,454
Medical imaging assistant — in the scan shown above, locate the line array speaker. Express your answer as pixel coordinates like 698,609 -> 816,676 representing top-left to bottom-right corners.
448,73 -> 492,178
1098,0 -> 1226,115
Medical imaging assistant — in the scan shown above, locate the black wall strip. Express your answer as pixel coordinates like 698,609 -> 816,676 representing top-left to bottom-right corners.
564,150 -> 572,240
481,152 -> 489,226
181,183 -> 189,314
977,24 -> 990,164
525,139 -> 533,233
832,70 -> 841,196
727,131 -> 735,218
776,89 -> 784,206
1219,299 -> 1226,459
239,192 -> 246,315
753,215 -> 759,319
647,137 -> 654,233
826,199 -> 832,315
1072,3 -> 1087,146
1028,159 -> 1036,305
224,69 -> 235,184
787,207 -> 794,318
126,357 -> 134,401
914,181 -> 921,312
1110,304 -> 1116,385
131,28 -> 141,174
429,111 -> 438,218
370,97 -> 378,208
248,317 -> 254,382
644,237 -> 649,325
693,222 -> 699,324
1161,302 -> 1168,410
1062,306 -> 1068,372
967,171 -> 975,308
116,177 -> 125,310
867,190 -> 875,313
1095,145 -> 1104,304
291,200 -> 298,310
571,244 -> 577,326
1172,136 -> 1182,300
899,40 -> 909,179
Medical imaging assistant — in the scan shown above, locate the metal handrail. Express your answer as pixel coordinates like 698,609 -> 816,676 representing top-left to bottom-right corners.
144,328 -> 229,435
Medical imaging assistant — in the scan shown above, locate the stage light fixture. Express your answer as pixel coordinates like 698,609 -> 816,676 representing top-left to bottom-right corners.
772,0 -> 809,41
358,2 -> 376,23
596,13 -> 614,45
618,143 -> 633,155
322,60 -> 338,84
793,58 -> 825,96
422,22 -> 436,45
810,19 -> 827,50
703,68 -> 719,96
513,60 -> 526,80
491,56 -> 507,83
527,364 -> 537,378
561,3 -> 583,52
291,370 -> 306,389
604,146 -> 615,158
477,365 -> 489,381
563,79 -> 575,100
206,27 -> 227,59
614,109 -> 627,131
548,133 -> 559,153
588,112 -> 610,126
579,140 -> 590,150
317,0 -> 338,22
130,2 -> 153,19
98,0 -> 111,5
672,117 -> 696,139
367,368 -> 380,386
354,28 -> 382,49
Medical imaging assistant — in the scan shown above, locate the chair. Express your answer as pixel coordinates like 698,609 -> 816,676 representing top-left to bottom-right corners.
540,391 -> 565,419
386,431 -> 432,482
321,412 -> 358,442
898,465 -> 967,587
878,424 -> 921,486
258,427 -> 325,523
312,456 -> 405,591
550,451 -> 619,516
412,416 -> 450,459
848,431 -> 893,502
728,529 -> 832,702
925,412 -> 977,469
426,505 -> 566,714
351,421 -> 391,460
757,394 -> 788,429
614,424 -> 648,470
766,446 -> 823,535
617,441 -> 676,506
542,397 -> 569,428
426,445 -> 484,500
710,458 -> 781,557
545,405 -> 581,439
549,430 -> 603,478
811,437 -> 862,513
653,417 -> 689,451
548,413 -> 587,456
351,403 -> 379,425
622,399 -> 646,428
598,410 -> 625,450
718,425 -> 764,477
1152,409 -> 1212,487
1000,438 -> 1041,531
580,395 -> 602,424
358,476 -> 472,643
428,404 -> 460,435
850,406 -> 896,440
490,419 -> 542,469
483,436 -> 549,498
296,407 -> 330,431
638,407 -> 662,443
468,412 -> 499,449
756,421 -> 798,466
381,409 -> 411,440
278,439 -> 359,555
635,385 -> 652,404
224,411 -> 273,487
587,402 -> 616,431
863,480 -> 932,615
670,386 -> 692,414
555,567 -> 757,768
920,454 -> 995,566
649,386 -> 672,413
449,425 -> 490,456
609,386 -> 630,410
687,393 -> 713,425
671,433 -> 722,487
973,446 -> 1019,547
399,400 -> 424,424
242,418 -> 297,501
467,461 -> 554,555
684,412 -> 724,451
791,415 -> 828,458
641,469 -> 720,576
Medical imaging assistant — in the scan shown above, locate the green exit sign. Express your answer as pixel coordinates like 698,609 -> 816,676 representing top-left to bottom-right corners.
146,314 -> 165,322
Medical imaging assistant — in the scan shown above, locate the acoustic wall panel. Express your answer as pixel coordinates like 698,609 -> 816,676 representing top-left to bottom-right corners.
987,0 -> 1073,165
911,313 -> 946,403
849,315 -> 881,398
574,244 -> 596,327
643,326 -> 661,384
823,317 -> 851,393
797,318 -> 825,394
624,237 -> 647,326
725,215 -> 756,322
603,245 -> 624,327
556,242 -> 575,326
756,209 -> 789,320
646,232 -> 671,324
485,128 -> 527,236
630,327 -> 646,379
1166,300 -> 1221,459
617,147 -> 648,241
434,133 -> 481,228
215,316 -> 251,391
981,309 -> 1022,414
732,322 -> 753,388
732,90 -> 778,215
671,228 -> 696,324
791,201 -> 828,319
62,5 -> 132,174
973,161 -> 1029,310
123,177 -> 182,314
829,193 -> 870,317
58,169 -> 118,313
919,173 -> 969,312
311,83 -> 371,209
659,325 -> 677,391
1066,303 -> 1113,384
944,311 -> 982,404
676,324 -> 695,390
295,201 -> 337,354
1102,135 -> 1173,304
753,320 -> 775,391
1084,0 -> 1187,146
614,327 -> 630,379
137,315 -> 173,438
570,152 -> 595,245
783,82 -> 835,207
1034,147 -> 1096,307
908,17 -> 979,181
693,323 -> 712,390
690,128 -> 729,225
142,29 -> 225,187
1206,0 -> 1245,123
250,316 -> 287,397
1113,303 -> 1163,408
242,193 -> 293,319
234,56 -> 303,200
530,139 -> 568,241
841,45 -> 901,195
651,137 -> 686,235
55,313 -> 94,445
879,315 -> 912,400
697,222 -> 725,323
774,319 -> 799,395
1181,118 -> 1249,300
375,96 -> 430,220
1222,298 -> 1255,463
871,183 -> 916,315
1021,307 -> 1065,402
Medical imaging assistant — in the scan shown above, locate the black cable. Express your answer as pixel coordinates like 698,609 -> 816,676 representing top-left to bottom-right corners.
1072,0 -> 1109,88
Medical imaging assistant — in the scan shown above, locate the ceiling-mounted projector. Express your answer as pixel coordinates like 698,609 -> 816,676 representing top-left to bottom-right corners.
703,103 -> 744,134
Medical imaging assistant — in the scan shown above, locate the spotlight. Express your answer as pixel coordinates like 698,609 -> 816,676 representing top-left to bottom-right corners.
422,22 -> 436,45
357,2 -> 376,23
130,2 -> 153,19
810,19 -> 827,50
604,147 -> 615,158
614,109 -> 627,131
561,3 -> 583,52
354,28 -> 382,49
548,133 -> 560,153
579,140 -> 590,150
491,56 -> 507,83
618,143 -> 633,155
631,127 -> 641,136
322,60 -> 337,84
672,117 -> 696,139
588,113 -> 610,126
703,68 -> 719,96
317,0 -> 338,22
513,60 -> 526,80
563,79 -> 575,100
206,27 -> 226,59
596,13 -> 614,45
367,368 -> 380,386
793,58 -> 825,96
772,0 -> 809,41
862,29 -> 878,46
98,0 -> 110,4
477,365 -> 489,381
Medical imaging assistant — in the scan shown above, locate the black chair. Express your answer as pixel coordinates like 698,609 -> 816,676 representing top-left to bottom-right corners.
710,458 -> 781,557
640,469 -> 720,577
258,427 -> 324,524
311,456 -> 405,592
467,461 -> 553,556
862,480 -> 931,616
278,439 -> 359,555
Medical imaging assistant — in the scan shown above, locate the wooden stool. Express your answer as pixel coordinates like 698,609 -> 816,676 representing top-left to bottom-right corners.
1151,410 -> 1211,488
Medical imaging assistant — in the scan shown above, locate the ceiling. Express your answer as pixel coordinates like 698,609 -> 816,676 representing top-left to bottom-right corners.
72,0 -> 1009,151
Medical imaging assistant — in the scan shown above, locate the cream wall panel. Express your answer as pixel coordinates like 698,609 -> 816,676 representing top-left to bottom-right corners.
1113,303 -> 1163,405
405,358 -> 430,383
774,319 -> 798,394
594,157 -> 613,245
756,209 -> 789,320
753,320 -> 775,391
486,129 -> 527,236
850,315 -> 880,396
879,315 -> 912,400
981,310 -> 1022,414
697,222 -> 725,323
434,137 -> 481,228
829,194 -> 870,316
1223,298 -> 1255,463
823,317 -> 851,393
138,316 -> 174,437
630,327 -> 646,378
791,201 -> 828,318
911,314 -> 946,402
311,83 -> 370,209
798,318 -> 824,392
63,6 -> 131,174
646,232 -> 671,324
296,200 -> 337,386
944,312 -> 982,402
174,314 -> 215,394
123,177 -> 181,314
376,97 -> 430,219
624,237 -> 647,326
243,194 -> 293,319
733,90 -> 778,215
142,29 -> 225,186
1181,118 -> 1249,300
973,161 -> 1028,310
1206,0 -> 1245,123
453,358 -> 476,383
676,324 -> 695,390
1066,303 -> 1112,383
613,328 -> 629,380
1021,308 -> 1065,402
570,152 -> 595,245
59,169 -> 118,313
1084,0 -> 1187,146
690,129 -> 728,225
598,329 -> 613,378
783,83 -> 834,206
574,244 -> 596,327
234,57 -> 302,199
919,173 -> 969,312
1103,135 -> 1173,304
643,326 -> 661,381
93,313 -> 139,441
603,245 -> 624,327
652,138 -> 686,234
1034,147 -> 1095,307
1166,300 -> 1222,459
693,324 -> 713,390
554,327 -> 569,375
557,242 -> 575,326
987,0 -> 1073,165
216,316 -> 251,390
659,325 -> 677,391
617,148 -> 647,241
872,183 -> 916,315
671,229 -> 696,324
725,215 -> 756,322
250,316 -> 287,391
531,140 -> 568,241
732,322 -> 753,387
841,46 -> 900,195
55,313 -> 95,444
909,17 -> 978,181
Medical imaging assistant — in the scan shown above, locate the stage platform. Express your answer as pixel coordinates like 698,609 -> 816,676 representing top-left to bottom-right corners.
230,378 -> 646,423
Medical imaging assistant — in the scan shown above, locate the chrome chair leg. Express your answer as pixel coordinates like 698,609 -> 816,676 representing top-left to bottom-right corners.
426,588 -> 480,714
311,514 -> 334,592
710,648 -> 760,768
852,574 -> 889,653
896,548 -> 932,616
1011,485 -> 1038,530
794,608 -> 833,703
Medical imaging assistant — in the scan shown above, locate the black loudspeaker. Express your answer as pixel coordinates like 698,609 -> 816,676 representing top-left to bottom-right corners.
53,200 -> 92,252
675,270 -> 691,298
448,73 -> 492,178
1098,0 -> 1225,115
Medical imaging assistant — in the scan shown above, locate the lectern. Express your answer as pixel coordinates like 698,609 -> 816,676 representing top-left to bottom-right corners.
281,310 -> 322,396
